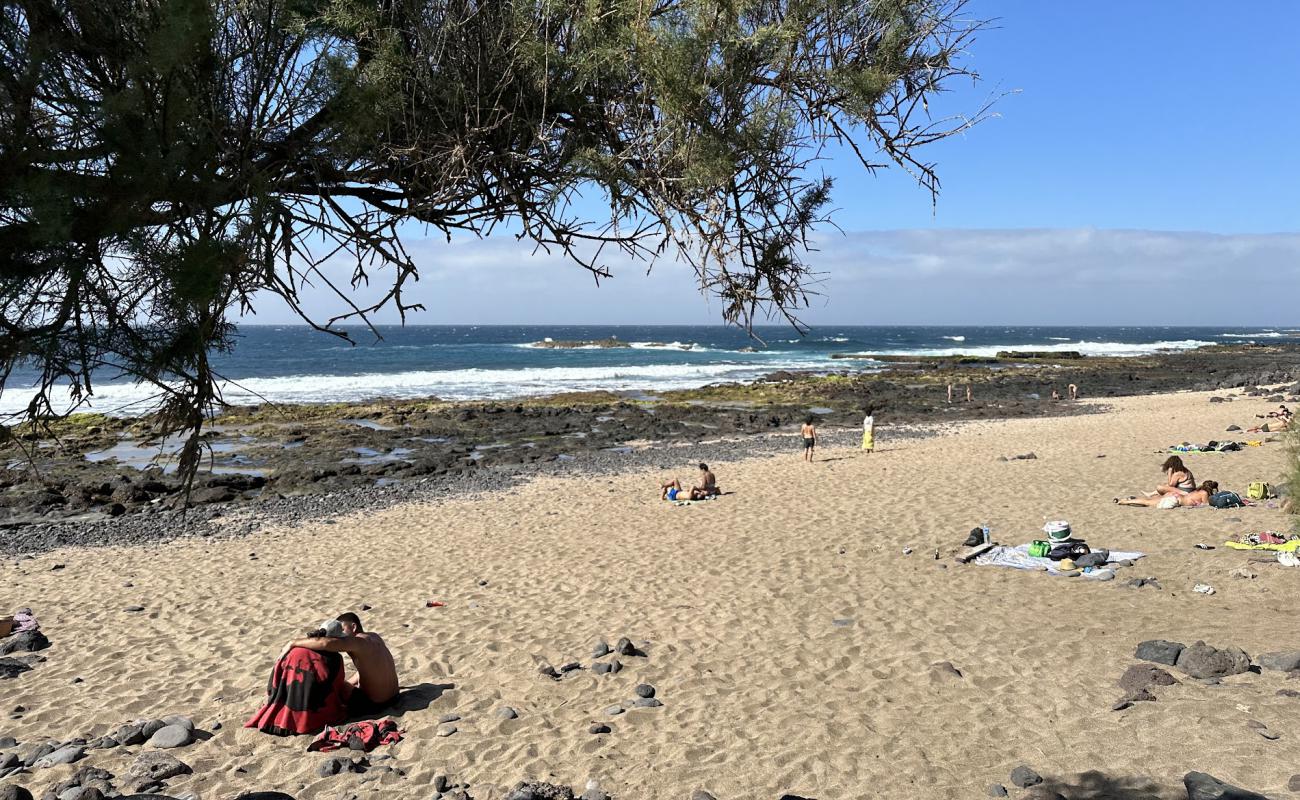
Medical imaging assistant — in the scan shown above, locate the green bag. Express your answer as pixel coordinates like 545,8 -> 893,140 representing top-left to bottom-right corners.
1028,540 -> 1051,558
1247,482 -> 1270,500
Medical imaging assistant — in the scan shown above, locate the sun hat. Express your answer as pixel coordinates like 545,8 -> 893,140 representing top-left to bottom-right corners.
319,619 -> 346,638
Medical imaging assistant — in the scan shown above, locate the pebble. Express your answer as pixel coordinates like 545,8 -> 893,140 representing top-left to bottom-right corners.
1135,639 -> 1184,666
1010,765 -> 1042,788
538,665 -> 560,679
560,662 -> 581,673
495,707 -> 519,720
1184,771 -> 1268,800
604,705 -> 624,716
691,792 -> 718,800
34,744 -> 85,768
0,787 -> 32,800
123,606 -> 145,613
632,697 -> 663,708
615,637 -> 644,657
1257,651 -> 1300,672
438,713 -> 462,724
988,785 -> 1008,798
147,724 -> 192,749
587,723 -> 611,735
592,640 -> 611,658
634,684 -> 656,698
127,750 -> 192,782
1289,775 -> 1300,792
435,724 -> 457,737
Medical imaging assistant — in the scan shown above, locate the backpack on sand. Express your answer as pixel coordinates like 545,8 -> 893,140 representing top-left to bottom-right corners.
1247,481 -> 1271,500
1210,491 -> 1245,509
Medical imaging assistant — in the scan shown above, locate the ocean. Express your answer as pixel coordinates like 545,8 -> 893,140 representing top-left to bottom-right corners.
2,325 -> 1297,416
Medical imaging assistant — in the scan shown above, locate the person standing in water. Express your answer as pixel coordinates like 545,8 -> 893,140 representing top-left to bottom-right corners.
861,407 -> 875,452
800,417 -> 817,462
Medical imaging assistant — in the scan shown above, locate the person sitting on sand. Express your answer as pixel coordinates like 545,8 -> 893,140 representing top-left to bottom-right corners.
246,619 -> 350,735
801,417 -> 817,462
1118,480 -> 1218,508
1248,407 -> 1291,433
288,612 -> 399,715
694,463 -> 720,497
1146,456 -> 1196,497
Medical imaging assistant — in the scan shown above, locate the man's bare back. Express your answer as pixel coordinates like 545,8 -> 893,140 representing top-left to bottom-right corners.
345,631 -> 398,704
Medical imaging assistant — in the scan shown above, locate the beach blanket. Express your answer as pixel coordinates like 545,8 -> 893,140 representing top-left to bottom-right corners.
1224,531 -> 1300,552
245,647 -> 349,736
308,718 -> 404,752
10,609 -> 38,632
974,544 -> 1144,579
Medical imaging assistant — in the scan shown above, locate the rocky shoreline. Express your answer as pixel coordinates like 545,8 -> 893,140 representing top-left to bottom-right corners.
2,344 -> 1298,555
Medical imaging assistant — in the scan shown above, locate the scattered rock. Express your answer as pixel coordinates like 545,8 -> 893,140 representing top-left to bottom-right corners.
0,786 -> 33,800
537,665 -> 560,680
560,662 -> 581,673
614,637 -> 645,657
1227,424 -> 1241,431
1288,774 -> 1300,792
931,661 -> 963,679
123,606 -> 145,613
147,724 -> 192,749
494,707 -> 519,720
587,723 -> 611,735
987,785 -> 1008,798
438,713 -> 461,724
33,745 -> 85,769
0,630 -> 49,656
1228,568 -> 1256,580
1010,766 -> 1042,789
632,697 -> 663,708
506,781 -> 576,800
634,684 -> 656,698
691,791 -> 718,800
1257,651 -> 1300,672
1135,640 -> 1185,666
126,750 -> 191,784
1183,770 -> 1268,800
436,724 -> 457,737
0,659 -> 32,680
591,640 -> 610,659
1118,664 -> 1178,697
1174,641 -> 1251,679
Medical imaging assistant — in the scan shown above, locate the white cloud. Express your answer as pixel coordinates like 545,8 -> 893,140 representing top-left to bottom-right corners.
246,228 -> 1300,326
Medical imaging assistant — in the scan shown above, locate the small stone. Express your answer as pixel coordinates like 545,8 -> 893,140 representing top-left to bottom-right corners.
478,579 -> 488,586
495,706 -> 519,720
1118,664 -> 1178,696
560,662 -> 581,673
160,715 -> 195,731
691,792 -> 717,800
591,662 -> 613,675
34,744 -> 85,768
1184,771 -> 1268,800
1135,639 -> 1185,666
438,713 -> 461,724
71,676 -> 83,684
987,785 -> 1008,798
1258,651 -> 1300,672
139,719 -> 166,738
1288,774 -> 1300,792
434,774 -> 450,793
592,640 -> 610,658
634,683 -> 656,698
1175,641 -> 1251,679
587,723 -> 611,735
127,749 -> 192,783
147,724 -> 192,749
931,661 -> 963,679
1010,765 -> 1042,788
0,736 -> 16,748
615,637 -> 645,657
0,787 -> 33,800
209,720 -> 221,731
831,618 -> 853,627
318,756 -> 345,777
538,665 -> 560,679
632,697 -> 663,708
436,724 -> 457,737
604,705 -> 624,716
123,606 -> 145,613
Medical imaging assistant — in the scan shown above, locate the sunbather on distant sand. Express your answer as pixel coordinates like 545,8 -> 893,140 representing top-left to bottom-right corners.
1145,456 -> 1195,497
1118,480 -> 1218,508
660,477 -> 709,501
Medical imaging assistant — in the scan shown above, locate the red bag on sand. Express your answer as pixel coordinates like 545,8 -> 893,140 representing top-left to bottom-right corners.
245,648 -> 349,736
307,718 -> 404,752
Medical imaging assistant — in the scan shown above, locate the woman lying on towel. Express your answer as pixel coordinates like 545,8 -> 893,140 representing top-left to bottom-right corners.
245,619 -> 350,736
1118,480 -> 1218,508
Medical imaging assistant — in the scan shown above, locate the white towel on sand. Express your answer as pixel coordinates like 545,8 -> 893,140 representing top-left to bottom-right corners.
974,544 -> 1144,579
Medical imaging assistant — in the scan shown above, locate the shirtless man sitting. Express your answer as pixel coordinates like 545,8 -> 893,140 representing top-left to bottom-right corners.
693,463 -> 720,498
289,612 -> 398,715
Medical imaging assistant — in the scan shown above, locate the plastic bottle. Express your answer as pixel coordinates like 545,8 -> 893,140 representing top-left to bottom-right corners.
981,523 -> 990,545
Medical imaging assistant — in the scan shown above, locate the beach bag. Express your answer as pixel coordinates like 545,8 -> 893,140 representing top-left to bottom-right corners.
1209,491 -> 1244,509
1247,482 -> 1271,500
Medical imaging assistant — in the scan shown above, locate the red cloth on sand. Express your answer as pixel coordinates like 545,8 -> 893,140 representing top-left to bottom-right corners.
307,718 -> 403,752
245,647 -> 349,736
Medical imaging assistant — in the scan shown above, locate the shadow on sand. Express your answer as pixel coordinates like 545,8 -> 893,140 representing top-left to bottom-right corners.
351,681 -> 454,722
1040,771 -> 1168,800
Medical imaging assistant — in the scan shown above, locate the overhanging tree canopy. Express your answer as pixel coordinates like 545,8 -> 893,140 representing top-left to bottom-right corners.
0,0 -> 989,478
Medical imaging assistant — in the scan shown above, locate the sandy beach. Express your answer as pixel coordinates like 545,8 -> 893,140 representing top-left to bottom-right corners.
1,389 -> 1294,799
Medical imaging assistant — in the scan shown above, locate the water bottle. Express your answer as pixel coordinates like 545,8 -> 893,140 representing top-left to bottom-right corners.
981,523 -> 990,545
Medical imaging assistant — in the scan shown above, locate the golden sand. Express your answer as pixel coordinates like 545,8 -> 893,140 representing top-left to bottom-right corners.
1,390 -> 1292,799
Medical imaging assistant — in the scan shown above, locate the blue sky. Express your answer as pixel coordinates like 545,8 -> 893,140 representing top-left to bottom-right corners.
260,1 -> 1300,326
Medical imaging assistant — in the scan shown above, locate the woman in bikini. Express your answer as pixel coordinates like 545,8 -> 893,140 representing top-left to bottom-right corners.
1118,480 -> 1218,508
1146,456 -> 1196,497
